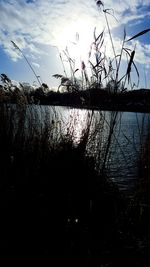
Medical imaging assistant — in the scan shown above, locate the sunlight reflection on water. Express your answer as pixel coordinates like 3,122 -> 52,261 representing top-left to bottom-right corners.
52,107 -> 150,194
11,104 -> 150,194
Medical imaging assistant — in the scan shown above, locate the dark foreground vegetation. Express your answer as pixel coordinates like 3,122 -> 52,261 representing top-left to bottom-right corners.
0,102 -> 150,266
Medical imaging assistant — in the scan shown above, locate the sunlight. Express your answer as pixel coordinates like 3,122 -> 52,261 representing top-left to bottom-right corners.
55,17 -> 104,68
53,15 -> 121,80
62,108 -> 92,144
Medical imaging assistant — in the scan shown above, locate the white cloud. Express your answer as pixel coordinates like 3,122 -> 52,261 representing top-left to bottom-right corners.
121,13 -> 149,25
0,0 -> 150,67
32,62 -> 40,68
0,0 -> 100,61
127,41 -> 150,65
104,0 -> 150,13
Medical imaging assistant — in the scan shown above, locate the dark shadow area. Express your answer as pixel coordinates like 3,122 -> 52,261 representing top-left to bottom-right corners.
0,103 -> 150,266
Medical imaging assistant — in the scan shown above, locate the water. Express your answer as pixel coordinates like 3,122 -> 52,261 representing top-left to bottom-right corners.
55,107 -> 150,194
36,106 -> 150,194
83,109 -> 150,193
105,112 -> 150,193
5,104 -> 150,194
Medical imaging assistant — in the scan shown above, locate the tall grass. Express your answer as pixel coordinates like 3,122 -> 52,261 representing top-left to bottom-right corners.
0,1 -> 150,264
11,41 -> 42,87
52,1 -> 150,94
0,94 -> 127,262
1,0 -> 148,196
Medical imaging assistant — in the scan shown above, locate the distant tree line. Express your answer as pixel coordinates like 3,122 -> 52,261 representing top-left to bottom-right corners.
0,73 -> 150,112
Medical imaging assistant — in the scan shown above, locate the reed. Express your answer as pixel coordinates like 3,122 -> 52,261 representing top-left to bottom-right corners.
0,1 -> 150,264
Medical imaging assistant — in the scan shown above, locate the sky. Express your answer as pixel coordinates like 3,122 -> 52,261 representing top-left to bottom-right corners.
0,0 -> 150,89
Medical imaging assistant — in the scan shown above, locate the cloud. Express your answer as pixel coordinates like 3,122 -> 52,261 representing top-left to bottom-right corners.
104,0 -> 150,14
108,36 -> 150,65
0,0 -> 150,67
0,0 -> 100,60
32,62 -> 40,68
125,40 -> 150,65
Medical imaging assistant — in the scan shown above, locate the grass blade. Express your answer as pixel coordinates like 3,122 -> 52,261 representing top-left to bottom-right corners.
126,50 -> 135,83
126,29 -> 150,42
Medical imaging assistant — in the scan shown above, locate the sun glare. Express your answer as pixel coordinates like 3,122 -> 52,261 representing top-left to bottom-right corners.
55,17 -> 104,69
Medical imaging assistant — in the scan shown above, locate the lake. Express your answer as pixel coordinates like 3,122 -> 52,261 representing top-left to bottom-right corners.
7,104 -> 150,194
29,106 -> 150,194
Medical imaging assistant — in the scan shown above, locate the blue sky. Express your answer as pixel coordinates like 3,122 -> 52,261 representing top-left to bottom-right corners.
0,0 -> 150,89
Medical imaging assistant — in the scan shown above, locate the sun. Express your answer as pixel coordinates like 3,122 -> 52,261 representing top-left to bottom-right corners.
55,18 -> 104,68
